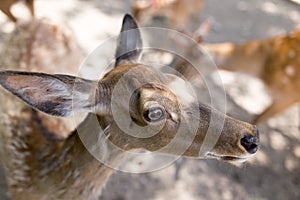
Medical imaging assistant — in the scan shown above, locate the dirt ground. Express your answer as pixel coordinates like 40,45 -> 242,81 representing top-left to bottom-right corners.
0,0 -> 300,200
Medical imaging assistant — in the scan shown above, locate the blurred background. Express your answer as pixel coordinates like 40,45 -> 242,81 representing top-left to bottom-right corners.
0,0 -> 299,199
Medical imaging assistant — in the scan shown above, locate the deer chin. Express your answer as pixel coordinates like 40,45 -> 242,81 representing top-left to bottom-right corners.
204,152 -> 253,163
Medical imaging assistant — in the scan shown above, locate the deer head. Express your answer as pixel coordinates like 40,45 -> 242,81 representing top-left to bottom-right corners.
0,14 -> 259,164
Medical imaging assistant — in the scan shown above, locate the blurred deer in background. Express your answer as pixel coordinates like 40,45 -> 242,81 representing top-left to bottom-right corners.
0,14 -> 259,199
173,30 -> 300,124
0,18 -> 81,199
132,0 -> 205,31
0,0 -> 34,22
204,30 -> 300,123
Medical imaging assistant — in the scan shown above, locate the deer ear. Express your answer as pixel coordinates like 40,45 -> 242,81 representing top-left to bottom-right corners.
0,71 -> 98,117
115,14 -> 143,67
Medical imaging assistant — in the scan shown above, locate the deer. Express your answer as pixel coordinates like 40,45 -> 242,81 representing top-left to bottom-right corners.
201,30 -> 300,123
0,14 -> 259,199
170,28 -> 300,123
0,18 -> 81,199
132,0 -> 205,31
0,0 -> 34,22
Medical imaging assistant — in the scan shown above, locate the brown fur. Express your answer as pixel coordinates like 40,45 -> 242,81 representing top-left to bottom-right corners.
0,19 -> 82,199
204,30 -> 300,123
0,15 -> 259,199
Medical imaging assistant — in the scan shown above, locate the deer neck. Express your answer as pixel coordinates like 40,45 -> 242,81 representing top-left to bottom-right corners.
0,109 -> 126,200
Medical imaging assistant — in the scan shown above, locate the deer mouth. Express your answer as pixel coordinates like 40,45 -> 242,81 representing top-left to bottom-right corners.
205,152 -> 250,163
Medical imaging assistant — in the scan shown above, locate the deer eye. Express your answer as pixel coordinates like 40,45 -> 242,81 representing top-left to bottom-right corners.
143,106 -> 165,122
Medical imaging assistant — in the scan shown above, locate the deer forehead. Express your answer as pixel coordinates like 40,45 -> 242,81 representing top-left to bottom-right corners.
109,64 -> 195,107
139,85 -> 177,100
103,64 -> 166,83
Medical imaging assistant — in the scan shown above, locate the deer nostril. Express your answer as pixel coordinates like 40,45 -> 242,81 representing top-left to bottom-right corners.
240,134 -> 258,154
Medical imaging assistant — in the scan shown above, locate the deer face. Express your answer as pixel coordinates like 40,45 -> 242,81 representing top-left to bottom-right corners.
0,14 -> 259,162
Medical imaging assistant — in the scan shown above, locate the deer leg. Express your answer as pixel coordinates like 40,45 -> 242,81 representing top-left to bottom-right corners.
0,7 -> 17,22
168,5 -> 188,31
25,0 -> 35,17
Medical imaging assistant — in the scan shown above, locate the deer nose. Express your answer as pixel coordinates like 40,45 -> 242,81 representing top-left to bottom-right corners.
240,127 -> 259,154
